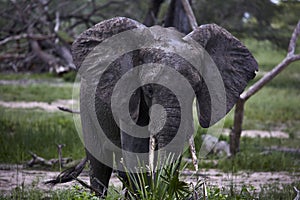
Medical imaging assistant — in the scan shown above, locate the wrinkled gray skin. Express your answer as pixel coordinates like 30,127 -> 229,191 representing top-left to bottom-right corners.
72,17 -> 258,196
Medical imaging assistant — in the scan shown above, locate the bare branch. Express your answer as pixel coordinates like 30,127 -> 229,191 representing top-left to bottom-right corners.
44,157 -> 88,185
0,54 -> 26,60
27,151 -> 72,167
149,134 -> 155,172
240,57 -> 291,101
231,20 -> 300,155
188,136 -> 198,171
240,19 -> 300,101
27,151 -> 53,167
288,20 -> 300,56
57,144 -> 66,168
0,34 -> 54,46
54,11 -> 60,33
181,0 -> 198,30
57,106 -> 80,114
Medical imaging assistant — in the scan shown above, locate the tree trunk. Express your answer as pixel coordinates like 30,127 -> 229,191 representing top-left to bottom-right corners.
230,20 -> 300,156
143,0 -> 165,26
164,0 -> 192,34
230,99 -> 245,155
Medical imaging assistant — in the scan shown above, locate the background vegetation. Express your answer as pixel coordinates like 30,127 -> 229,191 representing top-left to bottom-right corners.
0,0 -> 299,199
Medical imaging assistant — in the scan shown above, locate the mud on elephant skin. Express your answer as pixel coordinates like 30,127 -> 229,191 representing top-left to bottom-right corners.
71,17 -> 258,196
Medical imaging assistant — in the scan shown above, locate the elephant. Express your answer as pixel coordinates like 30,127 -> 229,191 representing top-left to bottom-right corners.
71,17 -> 258,196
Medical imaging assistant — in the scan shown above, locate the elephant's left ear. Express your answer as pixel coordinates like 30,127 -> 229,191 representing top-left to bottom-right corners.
187,24 -> 258,128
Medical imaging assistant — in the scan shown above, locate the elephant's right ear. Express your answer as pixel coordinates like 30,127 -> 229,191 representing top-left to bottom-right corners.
72,17 -> 145,70
187,24 -> 258,128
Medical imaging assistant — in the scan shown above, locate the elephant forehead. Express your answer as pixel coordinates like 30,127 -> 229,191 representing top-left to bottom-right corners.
138,48 -> 202,89
138,63 -> 164,83
148,25 -> 185,46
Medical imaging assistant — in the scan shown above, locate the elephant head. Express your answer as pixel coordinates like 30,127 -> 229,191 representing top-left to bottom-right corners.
72,17 -> 258,195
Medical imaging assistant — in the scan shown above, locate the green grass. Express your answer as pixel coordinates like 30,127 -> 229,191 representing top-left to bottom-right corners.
0,71 -> 77,82
245,88 -> 300,130
216,151 -> 299,172
189,128 -> 300,172
0,107 -> 84,164
0,84 -> 73,102
0,72 -> 57,80
242,39 -> 286,71
205,182 -> 300,200
1,179 -> 299,200
257,183 -> 300,200
0,185 -> 107,200
200,148 -> 299,172
220,38 -> 300,135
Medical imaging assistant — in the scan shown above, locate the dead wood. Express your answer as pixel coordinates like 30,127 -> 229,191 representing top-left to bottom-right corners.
57,106 -> 80,114
27,151 -> 72,168
230,20 -> 300,155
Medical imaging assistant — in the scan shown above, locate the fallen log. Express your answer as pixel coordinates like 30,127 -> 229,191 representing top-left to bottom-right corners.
27,151 -> 72,167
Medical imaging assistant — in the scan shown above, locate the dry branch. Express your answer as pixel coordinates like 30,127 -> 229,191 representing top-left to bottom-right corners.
230,20 -> 300,155
27,151 -> 72,167
57,106 -> 80,114
294,187 -> 300,200
1,1 -> 126,73
181,0 -> 198,30
0,34 -> 54,46
241,20 -> 300,102
44,157 -> 88,185
57,144 -> 65,168
0,53 -> 26,60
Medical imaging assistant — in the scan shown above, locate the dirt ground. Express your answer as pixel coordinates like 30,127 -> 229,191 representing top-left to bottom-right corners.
0,99 -> 76,112
1,164 -> 299,195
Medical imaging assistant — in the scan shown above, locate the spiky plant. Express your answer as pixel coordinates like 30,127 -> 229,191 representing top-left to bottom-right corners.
117,154 -> 206,200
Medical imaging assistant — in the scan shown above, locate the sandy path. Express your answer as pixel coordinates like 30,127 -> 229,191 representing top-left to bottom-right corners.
0,99 -> 77,112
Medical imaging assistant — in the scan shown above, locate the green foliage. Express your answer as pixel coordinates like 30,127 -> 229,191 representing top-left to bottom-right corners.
0,73 -> 57,80
118,156 -> 192,200
2,182 -> 299,200
62,71 -> 77,82
160,166 -> 190,199
258,182 -> 300,200
217,151 -> 298,172
193,0 -> 299,49
0,185 -> 100,200
0,107 -> 84,163
204,185 -> 257,200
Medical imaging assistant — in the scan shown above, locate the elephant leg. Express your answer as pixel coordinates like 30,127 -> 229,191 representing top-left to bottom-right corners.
86,150 -> 112,196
